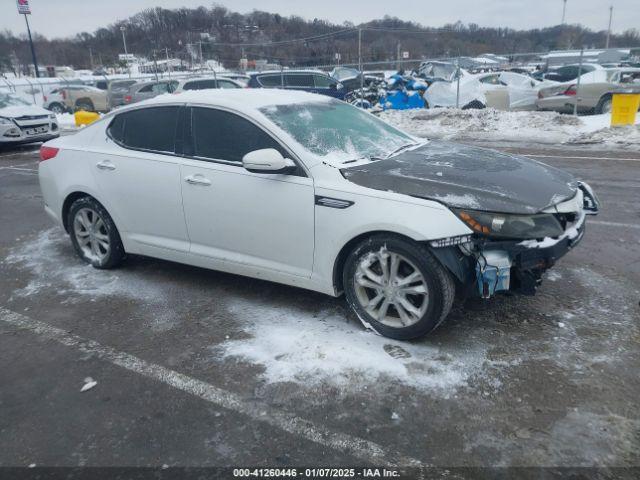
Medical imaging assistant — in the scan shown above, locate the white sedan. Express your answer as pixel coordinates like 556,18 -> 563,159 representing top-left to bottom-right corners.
38,90 -> 598,340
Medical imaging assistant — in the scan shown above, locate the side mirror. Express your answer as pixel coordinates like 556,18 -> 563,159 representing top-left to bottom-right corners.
242,148 -> 296,174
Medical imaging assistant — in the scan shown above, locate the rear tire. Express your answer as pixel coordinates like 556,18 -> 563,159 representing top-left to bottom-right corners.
343,234 -> 455,340
67,196 -> 125,269
48,103 -> 66,114
462,100 -> 486,110
75,99 -> 95,112
595,94 -> 612,115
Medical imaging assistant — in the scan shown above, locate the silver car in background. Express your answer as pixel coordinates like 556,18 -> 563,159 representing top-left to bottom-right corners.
123,79 -> 179,105
107,80 -> 138,109
537,68 -> 640,114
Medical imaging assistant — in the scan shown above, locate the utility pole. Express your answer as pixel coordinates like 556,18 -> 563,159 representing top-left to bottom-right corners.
396,42 -> 401,71
199,41 -> 204,70
89,47 -> 94,70
120,25 -> 130,77
165,47 -> 171,77
23,14 -> 39,77
358,28 -> 364,107
605,6 -> 613,49
561,0 -> 567,24
573,48 -> 584,116
120,26 -> 128,56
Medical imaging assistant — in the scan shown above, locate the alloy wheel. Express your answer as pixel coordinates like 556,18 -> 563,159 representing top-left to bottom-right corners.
73,207 -> 110,263
353,247 -> 429,328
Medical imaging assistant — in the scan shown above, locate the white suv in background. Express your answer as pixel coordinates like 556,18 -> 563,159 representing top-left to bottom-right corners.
1,93 -> 59,145
172,76 -> 244,93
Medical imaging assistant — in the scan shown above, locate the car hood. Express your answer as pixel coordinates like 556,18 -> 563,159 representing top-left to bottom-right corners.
341,141 -> 578,214
0,105 -> 51,118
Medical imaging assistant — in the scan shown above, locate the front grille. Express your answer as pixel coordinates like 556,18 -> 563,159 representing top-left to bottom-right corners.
15,115 -> 48,121
20,123 -> 48,130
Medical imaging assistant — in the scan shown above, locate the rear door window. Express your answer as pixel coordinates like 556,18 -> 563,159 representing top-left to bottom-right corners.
191,107 -> 285,163
286,74 -> 314,88
217,79 -> 239,89
184,80 -> 217,91
258,74 -> 283,87
108,106 -> 179,154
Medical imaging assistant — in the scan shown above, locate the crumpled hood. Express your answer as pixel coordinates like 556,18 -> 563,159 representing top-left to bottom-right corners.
0,105 -> 51,118
341,141 -> 578,214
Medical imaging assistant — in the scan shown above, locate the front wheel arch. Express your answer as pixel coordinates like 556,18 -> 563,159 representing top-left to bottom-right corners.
333,231 -> 427,295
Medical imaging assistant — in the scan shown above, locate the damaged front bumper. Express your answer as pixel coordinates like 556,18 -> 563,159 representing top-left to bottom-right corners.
431,187 -> 597,299
473,211 -> 586,297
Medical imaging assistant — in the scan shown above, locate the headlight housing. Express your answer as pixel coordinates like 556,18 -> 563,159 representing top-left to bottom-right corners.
453,209 -> 564,240
0,116 -> 15,126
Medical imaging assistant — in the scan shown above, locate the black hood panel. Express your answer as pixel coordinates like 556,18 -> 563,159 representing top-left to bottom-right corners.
341,141 -> 578,214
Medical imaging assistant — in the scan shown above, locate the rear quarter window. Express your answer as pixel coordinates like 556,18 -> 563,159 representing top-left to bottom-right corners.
108,106 -> 179,154
258,74 -> 284,87
286,74 -> 314,88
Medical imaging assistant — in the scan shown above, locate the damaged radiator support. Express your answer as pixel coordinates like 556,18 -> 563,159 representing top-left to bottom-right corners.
475,250 -> 511,299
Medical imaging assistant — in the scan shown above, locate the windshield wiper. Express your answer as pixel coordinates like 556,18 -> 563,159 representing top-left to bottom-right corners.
385,142 -> 422,159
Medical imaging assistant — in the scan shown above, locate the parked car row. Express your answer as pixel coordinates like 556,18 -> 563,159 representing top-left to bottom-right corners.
41,71 -> 344,115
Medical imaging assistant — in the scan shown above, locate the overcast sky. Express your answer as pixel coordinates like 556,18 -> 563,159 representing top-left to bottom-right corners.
2,0 -> 638,38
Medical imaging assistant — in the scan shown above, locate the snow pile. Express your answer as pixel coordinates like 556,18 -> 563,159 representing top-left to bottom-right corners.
380,108 -> 640,147
55,113 -> 77,130
216,299 -> 490,394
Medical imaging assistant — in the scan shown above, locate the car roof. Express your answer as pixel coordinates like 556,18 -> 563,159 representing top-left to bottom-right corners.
118,89 -> 333,115
250,70 -> 327,76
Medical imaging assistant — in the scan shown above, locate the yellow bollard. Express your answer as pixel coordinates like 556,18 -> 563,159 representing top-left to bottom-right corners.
74,110 -> 100,127
610,93 -> 640,127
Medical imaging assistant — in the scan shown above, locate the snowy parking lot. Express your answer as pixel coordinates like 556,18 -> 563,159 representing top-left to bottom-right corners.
1,131 -> 639,471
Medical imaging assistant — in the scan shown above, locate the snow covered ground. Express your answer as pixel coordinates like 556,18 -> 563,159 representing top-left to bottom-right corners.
55,113 -> 77,130
379,108 -> 640,148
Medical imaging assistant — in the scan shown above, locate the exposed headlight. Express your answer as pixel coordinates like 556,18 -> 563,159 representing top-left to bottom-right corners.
453,209 -> 564,240
49,114 -> 56,120
0,116 -> 14,126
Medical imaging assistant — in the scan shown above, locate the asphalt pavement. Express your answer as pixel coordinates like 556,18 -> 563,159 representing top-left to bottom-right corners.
0,140 -> 638,474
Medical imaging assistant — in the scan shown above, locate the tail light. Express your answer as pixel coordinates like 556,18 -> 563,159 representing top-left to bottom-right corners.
39,146 -> 59,162
124,95 -> 132,103
563,85 -> 577,96
43,95 -> 48,102
537,91 -> 544,99
61,90 -> 66,100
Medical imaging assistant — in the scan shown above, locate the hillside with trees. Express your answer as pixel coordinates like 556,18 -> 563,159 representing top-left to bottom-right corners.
1,4 -> 639,74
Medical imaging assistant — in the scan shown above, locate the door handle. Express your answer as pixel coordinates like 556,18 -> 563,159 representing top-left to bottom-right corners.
96,160 -> 116,171
184,174 -> 211,186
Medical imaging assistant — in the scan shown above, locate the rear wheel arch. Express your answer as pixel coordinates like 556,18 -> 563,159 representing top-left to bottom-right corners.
62,192 -> 114,233
75,98 -> 95,111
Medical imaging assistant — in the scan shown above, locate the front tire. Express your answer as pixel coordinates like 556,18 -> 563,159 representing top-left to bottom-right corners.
67,197 -> 125,269
343,234 -> 455,340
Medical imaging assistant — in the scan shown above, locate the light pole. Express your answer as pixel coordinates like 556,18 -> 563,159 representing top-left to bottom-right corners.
561,0 -> 567,24
120,26 -> 128,56
120,26 -> 130,77
605,6 -> 613,49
